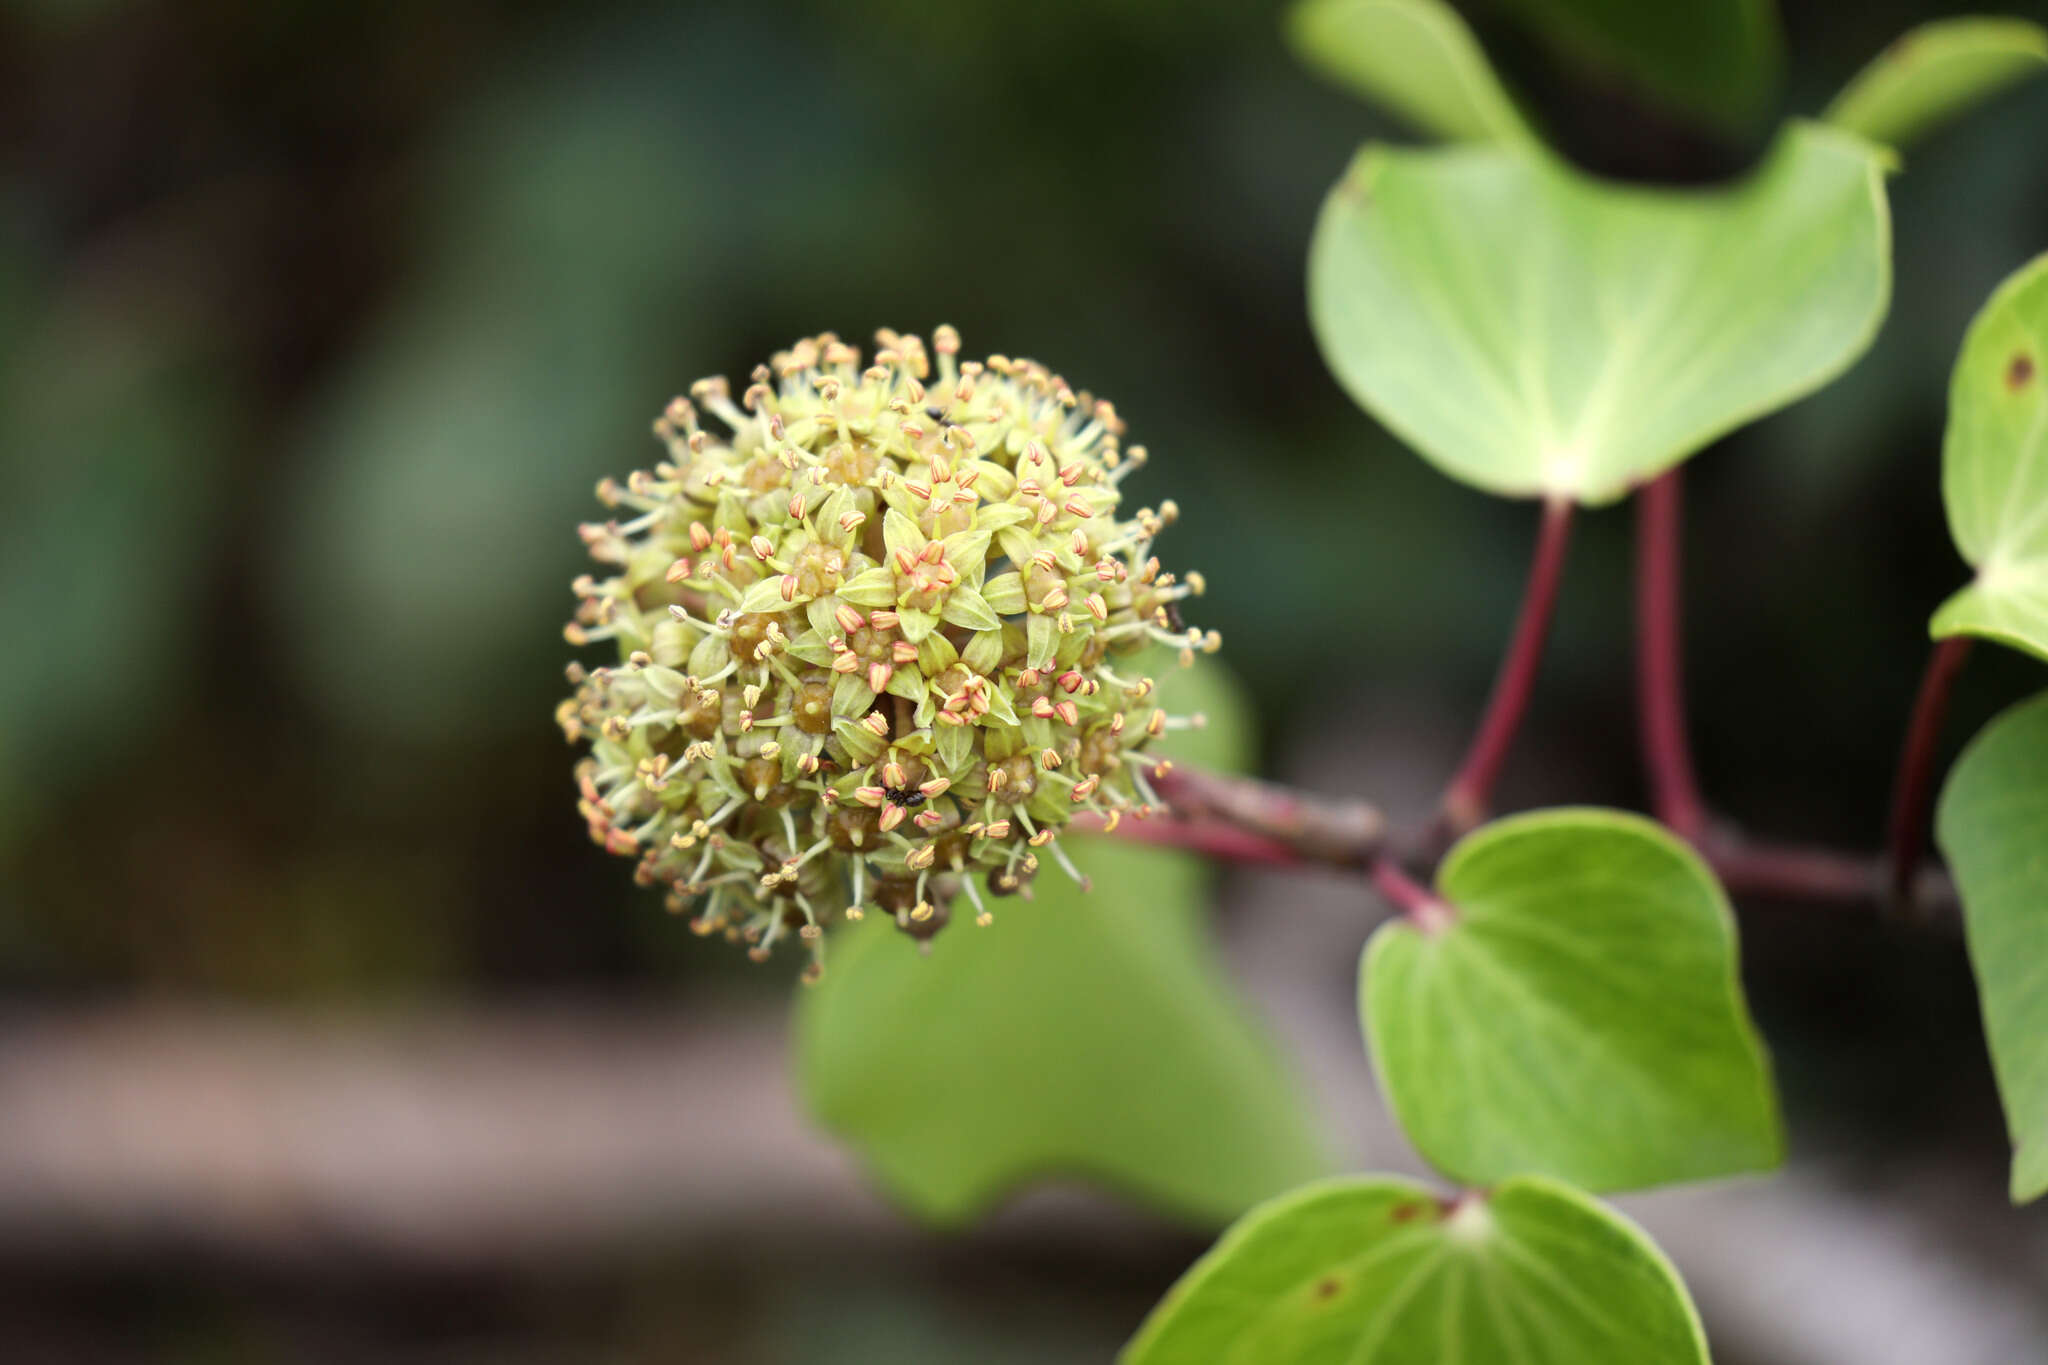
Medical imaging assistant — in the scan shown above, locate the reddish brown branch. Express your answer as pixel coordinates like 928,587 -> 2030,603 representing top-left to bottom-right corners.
1635,470 -> 1708,840
1074,766 -> 1384,872
1098,763 -> 1958,929
1149,764 -> 1385,867
1369,856 -> 1455,932
1440,495 -> 1576,835
1073,810 -> 1307,867
1886,637 -> 1973,906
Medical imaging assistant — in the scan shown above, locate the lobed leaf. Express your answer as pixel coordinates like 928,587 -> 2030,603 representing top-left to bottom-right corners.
1932,252 -> 2048,663
1308,122 -> 1891,504
1825,17 -> 2048,151
1362,809 -> 1783,1192
1936,690 -> 2048,1203
1122,1173 -> 1708,1365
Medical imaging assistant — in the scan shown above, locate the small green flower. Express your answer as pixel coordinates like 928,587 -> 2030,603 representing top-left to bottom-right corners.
559,328 -> 1217,980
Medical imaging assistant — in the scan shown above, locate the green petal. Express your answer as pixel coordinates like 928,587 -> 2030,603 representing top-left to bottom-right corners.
834,715 -> 885,765
942,588 -> 1002,632
943,526 -> 994,569
1027,612 -> 1059,671
917,632 -> 960,675
963,628 -> 1005,675
883,506 -> 925,561
737,575 -> 793,613
974,502 -> 1032,533
983,572 -> 1027,615
997,526 -> 1040,568
934,717 -> 973,772
832,672 -> 877,718
838,566 -> 898,608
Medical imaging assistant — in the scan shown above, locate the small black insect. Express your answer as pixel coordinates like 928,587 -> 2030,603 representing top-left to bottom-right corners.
884,785 -> 929,810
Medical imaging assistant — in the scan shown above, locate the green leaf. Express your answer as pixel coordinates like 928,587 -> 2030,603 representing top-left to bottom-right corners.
1362,808 -> 1782,1193
1123,1174 -> 1708,1365
1825,17 -> 2048,151
1308,123 -> 1891,505
797,660 -> 1328,1226
1495,0 -> 1781,131
1936,690 -> 2048,1203
1931,253 -> 2048,663
0,292 -> 231,844
1285,0 -> 1534,146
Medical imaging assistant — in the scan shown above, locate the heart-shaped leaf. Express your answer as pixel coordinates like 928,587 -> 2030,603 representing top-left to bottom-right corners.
1825,17 -> 2048,151
1931,253 -> 2048,664
795,660 -> 1328,1226
1362,808 -> 1782,1192
1286,0 -> 1535,146
1937,689 -> 2048,1203
1123,1173 -> 1708,1365
1308,123 -> 1891,504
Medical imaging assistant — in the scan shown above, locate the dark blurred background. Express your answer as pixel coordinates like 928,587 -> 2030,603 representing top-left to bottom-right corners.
2,0 -> 2046,1360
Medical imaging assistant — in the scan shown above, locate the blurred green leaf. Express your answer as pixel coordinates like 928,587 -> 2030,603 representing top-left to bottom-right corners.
278,48 -> 717,743
1937,690 -> 2048,1203
1496,0 -> 1781,131
1285,0 -> 1534,145
796,660 -> 1328,1227
1308,123 -> 1890,504
1122,1173 -> 1708,1364
1363,809 -> 1782,1192
282,280 -> 655,740
1825,17 -> 2048,152
1931,252 -> 2048,663
0,289 -> 229,844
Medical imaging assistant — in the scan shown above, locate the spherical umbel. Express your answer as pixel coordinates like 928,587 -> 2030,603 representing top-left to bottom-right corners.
558,328 -> 1217,981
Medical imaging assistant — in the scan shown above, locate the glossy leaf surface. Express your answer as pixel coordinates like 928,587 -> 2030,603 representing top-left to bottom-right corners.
1826,17 -> 2048,150
1124,1174 -> 1708,1365
1932,253 -> 2048,662
1287,0 -> 1533,145
1363,809 -> 1782,1192
1309,124 -> 1890,504
1937,690 -> 2048,1203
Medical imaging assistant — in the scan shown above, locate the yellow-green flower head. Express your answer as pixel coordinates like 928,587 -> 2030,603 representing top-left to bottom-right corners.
558,328 -> 1217,981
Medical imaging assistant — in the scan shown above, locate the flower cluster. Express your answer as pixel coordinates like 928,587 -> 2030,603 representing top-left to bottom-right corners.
558,328 -> 1215,980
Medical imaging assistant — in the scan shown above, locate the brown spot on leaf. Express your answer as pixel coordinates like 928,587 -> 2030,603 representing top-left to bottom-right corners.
1313,1276 -> 1343,1301
1390,1201 -> 1426,1224
2009,353 -> 2036,392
